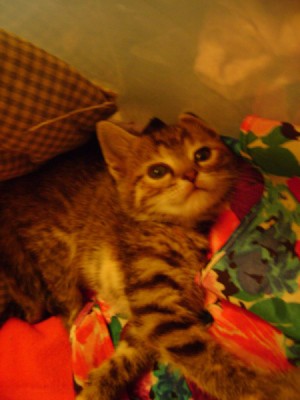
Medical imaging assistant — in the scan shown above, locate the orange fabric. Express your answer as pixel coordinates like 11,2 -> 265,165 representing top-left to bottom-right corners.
209,209 -> 240,254
0,317 -> 75,400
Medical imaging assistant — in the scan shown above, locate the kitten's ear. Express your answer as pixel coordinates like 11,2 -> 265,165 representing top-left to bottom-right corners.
178,112 -> 217,137
178,112 -> 205,126
96,121 -> 136,180
180,112 -> 200,120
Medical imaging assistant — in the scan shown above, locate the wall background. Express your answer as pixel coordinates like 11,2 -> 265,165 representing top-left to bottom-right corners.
1,0 -> 300,136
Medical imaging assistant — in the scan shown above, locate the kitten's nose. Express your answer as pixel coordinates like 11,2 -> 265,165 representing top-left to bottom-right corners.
183,169 -> 197,183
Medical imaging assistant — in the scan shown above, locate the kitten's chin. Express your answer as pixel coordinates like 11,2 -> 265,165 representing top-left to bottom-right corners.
131,182 -> 231,226
142,193 -> 224,227
177,185 -> 231,224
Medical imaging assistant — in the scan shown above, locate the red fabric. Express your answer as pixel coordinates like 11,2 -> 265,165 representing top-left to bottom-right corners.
288,177 -> 300,202
209,209 -> 240,254
0,317 -> 75,400
207,300 -> 292,372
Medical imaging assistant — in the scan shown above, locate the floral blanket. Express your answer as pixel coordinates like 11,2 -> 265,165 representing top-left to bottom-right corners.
71,116 -> 300,400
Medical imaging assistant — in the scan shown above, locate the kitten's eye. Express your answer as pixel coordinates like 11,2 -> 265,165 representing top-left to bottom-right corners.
194,147 -> 211,163
147,164 -> 172,179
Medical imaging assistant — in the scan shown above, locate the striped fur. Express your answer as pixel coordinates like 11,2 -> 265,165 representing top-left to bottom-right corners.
0,113 -> 298,399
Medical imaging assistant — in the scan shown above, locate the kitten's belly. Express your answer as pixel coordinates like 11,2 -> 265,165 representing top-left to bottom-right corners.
80,246 -> 130,316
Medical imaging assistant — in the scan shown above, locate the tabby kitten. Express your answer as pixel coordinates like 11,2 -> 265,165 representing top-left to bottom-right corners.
0,114 -> 298,400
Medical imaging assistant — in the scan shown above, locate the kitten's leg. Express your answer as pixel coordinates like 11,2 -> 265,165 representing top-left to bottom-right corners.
123,255 -> 299,400
76,312 -> 300,400
76,337 -> 154,400
155,320 -> 299,400
6,273 -> 82,326
3,266 -> 47,323
2,253 -> 82,326
39,259 -> 83,329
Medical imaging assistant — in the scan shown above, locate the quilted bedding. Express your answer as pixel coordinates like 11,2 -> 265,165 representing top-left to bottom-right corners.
71,116 -> 300,399
0,115 -> 299,400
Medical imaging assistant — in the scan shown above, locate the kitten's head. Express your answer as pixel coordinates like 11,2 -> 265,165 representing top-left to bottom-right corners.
97,113 -> 238,226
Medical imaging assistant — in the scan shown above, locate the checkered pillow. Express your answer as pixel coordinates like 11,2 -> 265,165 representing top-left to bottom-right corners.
0,29 -> 117,181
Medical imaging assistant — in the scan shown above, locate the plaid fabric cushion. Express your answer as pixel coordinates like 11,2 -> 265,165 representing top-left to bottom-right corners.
0,29 -> 117,181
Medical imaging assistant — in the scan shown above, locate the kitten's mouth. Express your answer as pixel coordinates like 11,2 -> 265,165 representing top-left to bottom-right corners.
183,185 -> 209,202
191,183 -> 210,193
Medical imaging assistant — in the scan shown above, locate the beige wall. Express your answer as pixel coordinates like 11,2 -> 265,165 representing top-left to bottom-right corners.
1,0 -> 300,136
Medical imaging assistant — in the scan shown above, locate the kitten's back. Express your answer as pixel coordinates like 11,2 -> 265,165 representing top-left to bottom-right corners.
0,137 -> 115,234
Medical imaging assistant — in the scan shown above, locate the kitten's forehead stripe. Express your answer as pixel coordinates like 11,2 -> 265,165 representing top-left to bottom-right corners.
148,125 -> 216,154
149,126 -> 185,148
